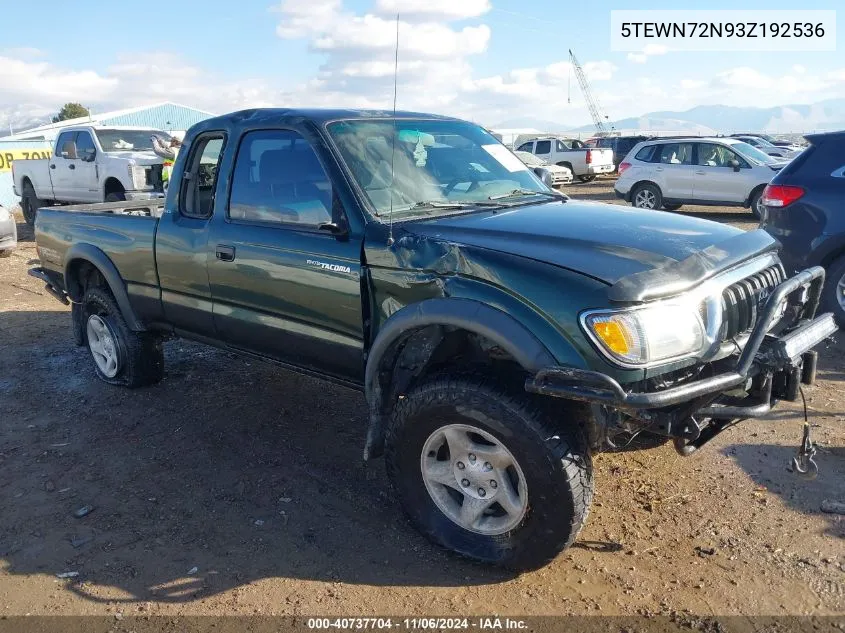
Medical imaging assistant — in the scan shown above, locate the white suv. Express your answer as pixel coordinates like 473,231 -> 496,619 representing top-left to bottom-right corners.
614,137 -> 787,218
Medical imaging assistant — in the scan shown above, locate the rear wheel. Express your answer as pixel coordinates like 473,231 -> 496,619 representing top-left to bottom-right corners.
82,286 -> 163,387
385,373 -> 593,570
105,191 -> 126,203
632,183 -> 662,210
21,181 -> 43,227
820,255 -> 845,326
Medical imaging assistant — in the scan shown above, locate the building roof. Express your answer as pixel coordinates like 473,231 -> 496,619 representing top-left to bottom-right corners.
6,102 -> 215,140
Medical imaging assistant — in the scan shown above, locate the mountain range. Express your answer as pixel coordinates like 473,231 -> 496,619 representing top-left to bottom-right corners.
493,99 -> 845,135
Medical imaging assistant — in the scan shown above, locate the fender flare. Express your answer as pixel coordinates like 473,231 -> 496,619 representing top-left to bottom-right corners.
362,298 -> 556,459
64,243 -> 145,331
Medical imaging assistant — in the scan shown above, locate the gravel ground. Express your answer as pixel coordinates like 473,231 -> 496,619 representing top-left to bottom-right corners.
0,179 -> 842,618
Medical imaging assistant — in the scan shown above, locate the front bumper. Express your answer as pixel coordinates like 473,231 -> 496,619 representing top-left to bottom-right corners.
525,266 -> 836,426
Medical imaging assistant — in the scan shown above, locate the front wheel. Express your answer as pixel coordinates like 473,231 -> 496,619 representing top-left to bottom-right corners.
385,373 -> 593,570
749,189 -> 765,219
82,286 -> 164,387
577,174 -> 597,183
663,203 -> 682,211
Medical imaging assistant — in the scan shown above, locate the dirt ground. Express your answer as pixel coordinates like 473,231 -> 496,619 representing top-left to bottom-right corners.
1,179 -> 843,618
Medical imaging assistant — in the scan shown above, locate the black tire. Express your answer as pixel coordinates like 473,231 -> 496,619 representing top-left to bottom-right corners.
82,286 -> 163,387
105,191 -> 126,203
21,181 -> 43,227
385,373 -> 593,571
820,255 -> 845,326
577,174 -> 597,183
631,182 -> 662,210
662,203 -> 682,211
749,188 -> 765,219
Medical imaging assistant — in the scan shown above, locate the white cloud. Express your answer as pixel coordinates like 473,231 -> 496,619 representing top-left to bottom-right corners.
627,43 -> 668,64
373,0 -> 490,21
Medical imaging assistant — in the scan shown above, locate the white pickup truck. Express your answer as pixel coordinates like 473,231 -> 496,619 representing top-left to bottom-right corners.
515,136 -> 614,182
12,125 -> 168,226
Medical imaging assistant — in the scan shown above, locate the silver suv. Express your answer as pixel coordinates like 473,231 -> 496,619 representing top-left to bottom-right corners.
614,137 -> 787,218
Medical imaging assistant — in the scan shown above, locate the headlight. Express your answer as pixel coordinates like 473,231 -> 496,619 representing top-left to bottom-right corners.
581,301 -> 706,367
128,165 -> 149,190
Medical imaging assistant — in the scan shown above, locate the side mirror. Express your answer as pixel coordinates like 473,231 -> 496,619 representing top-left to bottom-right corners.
82,152 -> 96,163
729,159 -> 741,172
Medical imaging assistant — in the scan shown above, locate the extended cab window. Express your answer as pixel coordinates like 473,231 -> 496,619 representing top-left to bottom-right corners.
658,143 -> 693,165
180,134 -> 225,219
56,131 -> 77,159
228,130 -> 332,227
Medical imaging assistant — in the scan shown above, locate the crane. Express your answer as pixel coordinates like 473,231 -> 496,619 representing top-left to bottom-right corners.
568,49 -> 612,136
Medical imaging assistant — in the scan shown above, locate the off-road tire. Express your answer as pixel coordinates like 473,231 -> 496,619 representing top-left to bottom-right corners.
82,286 -> 163,387
577,174 -> 597,183
385,373 -> 593,571
21,181 -> 44,227
820,255 -> 845,326
631,182 -> 663,210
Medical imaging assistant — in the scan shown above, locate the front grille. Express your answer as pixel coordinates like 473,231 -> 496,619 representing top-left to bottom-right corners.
720,264 -> 785,340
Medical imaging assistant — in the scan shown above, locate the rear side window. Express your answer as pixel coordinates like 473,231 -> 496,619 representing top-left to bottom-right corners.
634,144 -> 657,162
56,131 -> 77,159
535,140 -> 551,154
657,143 -> 693,165
180,134 -> 225,219
228,129 -> 332,228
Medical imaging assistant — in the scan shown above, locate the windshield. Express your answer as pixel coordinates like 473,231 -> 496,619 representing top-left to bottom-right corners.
95,129 -> 172,152
327,119 -> 549,217
731,141 -> 779,165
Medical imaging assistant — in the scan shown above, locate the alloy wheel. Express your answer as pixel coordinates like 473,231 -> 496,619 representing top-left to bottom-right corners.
420,423 -> 528,535
86,314 -> 120,378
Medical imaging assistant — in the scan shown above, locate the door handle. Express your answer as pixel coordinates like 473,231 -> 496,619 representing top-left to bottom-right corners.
695,170 -> 706,175
216,245 -> 236,262
68,164 -> 75,170
655,167 -> 664,172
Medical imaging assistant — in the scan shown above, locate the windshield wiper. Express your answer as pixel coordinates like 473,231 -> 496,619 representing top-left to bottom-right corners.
404,199 -> 507,211
488,189 -> 568,201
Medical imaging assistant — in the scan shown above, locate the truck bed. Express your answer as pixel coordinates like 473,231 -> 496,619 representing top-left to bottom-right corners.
34,200 -> 165,294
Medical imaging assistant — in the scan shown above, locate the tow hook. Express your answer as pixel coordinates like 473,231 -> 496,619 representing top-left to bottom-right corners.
791,421 -> 818,480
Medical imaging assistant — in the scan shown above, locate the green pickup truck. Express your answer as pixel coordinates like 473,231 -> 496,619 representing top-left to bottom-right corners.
29,109 -> 837,570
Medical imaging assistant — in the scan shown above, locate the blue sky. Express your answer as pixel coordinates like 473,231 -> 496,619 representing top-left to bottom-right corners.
1,0 -> 842,131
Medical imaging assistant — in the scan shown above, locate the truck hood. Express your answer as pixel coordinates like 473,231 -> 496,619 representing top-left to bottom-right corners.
405,200 -> 746,287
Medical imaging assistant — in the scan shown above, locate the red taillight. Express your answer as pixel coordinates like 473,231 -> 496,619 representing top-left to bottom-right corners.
618,162 -> 631,175
761,184 -> 805,208
585,149 -> 593,165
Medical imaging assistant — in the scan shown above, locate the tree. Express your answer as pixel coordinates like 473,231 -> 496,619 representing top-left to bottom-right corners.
52,103 -> 90,123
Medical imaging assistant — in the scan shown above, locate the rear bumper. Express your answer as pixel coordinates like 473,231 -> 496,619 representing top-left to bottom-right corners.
586,164 -> 615,175
525,267 -> 835,424
613,187 -> 627,201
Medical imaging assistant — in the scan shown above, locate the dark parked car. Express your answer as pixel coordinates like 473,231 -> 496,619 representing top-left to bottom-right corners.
761,129 -> 845,324
594,135 -> 650,170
